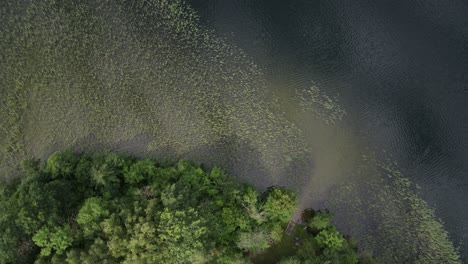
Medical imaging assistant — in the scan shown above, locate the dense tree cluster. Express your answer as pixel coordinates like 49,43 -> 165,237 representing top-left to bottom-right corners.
0,152 -> 295,263
277,211 -> 370,264
0,152 -> 362,263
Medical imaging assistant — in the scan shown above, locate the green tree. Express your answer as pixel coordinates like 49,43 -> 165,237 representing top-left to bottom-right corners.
15,181 -> 59,235
45,151 -> 79,179
261,187 -> 297,223
158,207 -> 208,262
315,227 -> 345,252
236,231 -> 270,255
32,225 -> 73,256
221,206 -> 251,233
240,185 -> 264,224
279,256 -> 302,264
124,159 -> 156,184
308,211 -> 333,231
65,238 -> 117,264
76,197 -> 109,238
0,152 -> 365,263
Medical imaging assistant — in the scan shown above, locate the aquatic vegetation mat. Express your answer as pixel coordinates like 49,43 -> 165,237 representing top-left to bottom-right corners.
296,85 -> 347,124
0,0 -> 307,186
326,156 -> 461,263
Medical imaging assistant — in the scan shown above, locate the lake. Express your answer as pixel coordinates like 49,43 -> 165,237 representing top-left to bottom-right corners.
1,0 -> 466,262
188,0 -> 468,261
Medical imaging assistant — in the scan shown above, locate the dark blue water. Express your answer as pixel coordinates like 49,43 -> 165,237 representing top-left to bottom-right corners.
188,0 -> 468,261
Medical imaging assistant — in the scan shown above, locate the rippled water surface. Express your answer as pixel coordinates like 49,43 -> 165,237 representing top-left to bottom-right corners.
189,0 -> 468,261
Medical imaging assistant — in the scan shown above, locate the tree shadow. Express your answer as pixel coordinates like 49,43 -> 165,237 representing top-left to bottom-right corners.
68,133 -> 315,192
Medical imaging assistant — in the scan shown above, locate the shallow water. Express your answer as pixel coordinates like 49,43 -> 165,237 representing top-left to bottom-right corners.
189,0 -> 468,261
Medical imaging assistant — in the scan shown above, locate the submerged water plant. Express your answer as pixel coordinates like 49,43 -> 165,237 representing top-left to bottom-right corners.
296,85 -> 347,124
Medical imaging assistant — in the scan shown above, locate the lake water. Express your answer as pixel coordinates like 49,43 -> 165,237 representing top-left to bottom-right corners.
1,0 -> 466,262
188,0 -> 468,261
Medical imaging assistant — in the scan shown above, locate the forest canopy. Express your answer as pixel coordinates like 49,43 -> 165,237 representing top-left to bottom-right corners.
0,152 -> 363,263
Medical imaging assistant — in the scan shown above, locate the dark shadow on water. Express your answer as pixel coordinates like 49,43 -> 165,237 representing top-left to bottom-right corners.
69,133 -> 315,192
